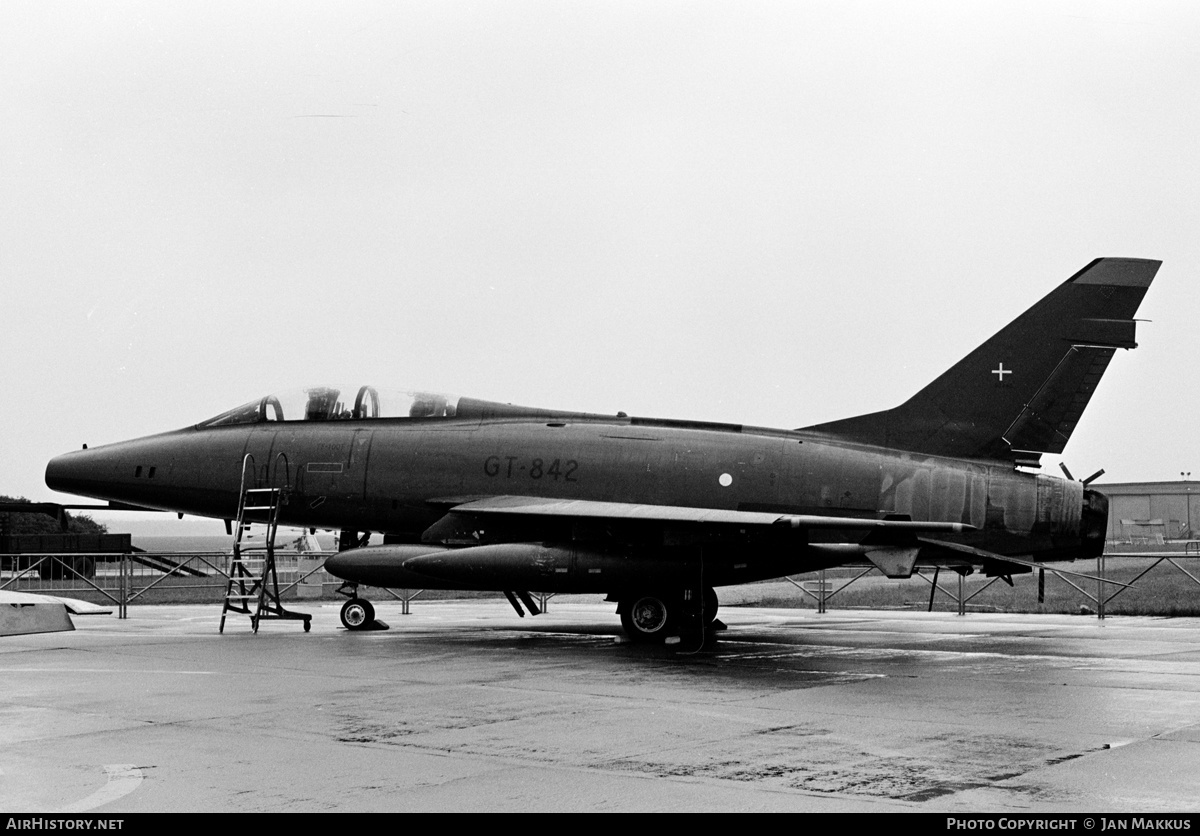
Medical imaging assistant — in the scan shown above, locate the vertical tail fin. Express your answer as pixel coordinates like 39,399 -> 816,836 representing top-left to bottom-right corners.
801,257 -> 1161,464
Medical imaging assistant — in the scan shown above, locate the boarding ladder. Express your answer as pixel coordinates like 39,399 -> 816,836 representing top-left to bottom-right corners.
219,454 -> 312,633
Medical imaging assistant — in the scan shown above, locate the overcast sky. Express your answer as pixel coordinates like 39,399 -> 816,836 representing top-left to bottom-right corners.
4,1 -> 1198,524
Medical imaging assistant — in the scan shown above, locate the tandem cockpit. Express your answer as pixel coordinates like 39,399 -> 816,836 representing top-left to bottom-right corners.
198,386 -> 462,427
195,385 -> 603,429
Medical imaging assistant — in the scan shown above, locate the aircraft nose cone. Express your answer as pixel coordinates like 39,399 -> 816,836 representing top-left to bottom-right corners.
45,442 -> 140,504
45,448 -> 101,495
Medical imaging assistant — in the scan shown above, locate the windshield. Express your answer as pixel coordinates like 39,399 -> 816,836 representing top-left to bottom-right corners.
199,385 -> 460,427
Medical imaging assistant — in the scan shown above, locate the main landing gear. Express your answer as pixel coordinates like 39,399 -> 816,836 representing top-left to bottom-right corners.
336,584 -> 389,631
616,586 -> 723,647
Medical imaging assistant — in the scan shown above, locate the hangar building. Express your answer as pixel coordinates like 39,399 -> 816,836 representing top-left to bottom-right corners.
1094,480 -> 1199,545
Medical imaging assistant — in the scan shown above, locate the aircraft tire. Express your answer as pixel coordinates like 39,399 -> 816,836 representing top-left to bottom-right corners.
703,586 -> 718,625
619,593 -> 677,643
340,598 -> 375,631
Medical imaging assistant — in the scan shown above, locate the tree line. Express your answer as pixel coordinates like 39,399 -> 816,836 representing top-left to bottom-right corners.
0,495 -> 107,536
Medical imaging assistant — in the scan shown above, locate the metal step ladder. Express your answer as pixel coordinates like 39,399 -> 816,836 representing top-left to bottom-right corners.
219,456 -> 312,633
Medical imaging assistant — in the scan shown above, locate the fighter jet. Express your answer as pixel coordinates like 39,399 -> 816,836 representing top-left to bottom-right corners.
45,258 -> 1159,642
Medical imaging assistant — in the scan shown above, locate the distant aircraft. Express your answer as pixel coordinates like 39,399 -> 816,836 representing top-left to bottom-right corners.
45,258 -> 1159,643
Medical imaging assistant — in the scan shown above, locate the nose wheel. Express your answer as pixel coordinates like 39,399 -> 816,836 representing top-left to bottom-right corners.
340,598 -> 375,630
338,596 -> 389,631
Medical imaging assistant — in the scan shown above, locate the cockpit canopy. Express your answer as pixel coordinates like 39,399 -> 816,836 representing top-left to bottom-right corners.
198,386 -> 460,428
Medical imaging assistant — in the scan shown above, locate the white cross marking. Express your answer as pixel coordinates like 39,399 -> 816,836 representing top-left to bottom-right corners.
992,363 -> 1011,382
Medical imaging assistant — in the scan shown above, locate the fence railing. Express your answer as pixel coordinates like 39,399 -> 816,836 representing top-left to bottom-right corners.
7,544 -> 1200,621
1,551 -> 337,613
782,548 -> 1200,619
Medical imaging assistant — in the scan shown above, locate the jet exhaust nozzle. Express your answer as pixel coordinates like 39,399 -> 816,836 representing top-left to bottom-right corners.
1080,488 -> 1109,560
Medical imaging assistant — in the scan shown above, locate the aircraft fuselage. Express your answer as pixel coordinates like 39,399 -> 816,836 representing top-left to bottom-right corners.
45,410 -> 1096,590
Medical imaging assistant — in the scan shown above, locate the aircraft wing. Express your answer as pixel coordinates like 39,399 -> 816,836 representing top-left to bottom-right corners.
435,495 -> 974,533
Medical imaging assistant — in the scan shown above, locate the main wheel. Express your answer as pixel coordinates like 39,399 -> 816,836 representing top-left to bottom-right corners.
340,598 -> 375,630
619,593 -> 676,643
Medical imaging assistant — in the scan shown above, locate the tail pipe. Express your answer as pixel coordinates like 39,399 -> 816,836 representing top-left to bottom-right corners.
1080,488 -> 1109,559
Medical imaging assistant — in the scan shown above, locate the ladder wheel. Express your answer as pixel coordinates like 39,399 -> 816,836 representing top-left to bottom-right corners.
341,599 -> 374,631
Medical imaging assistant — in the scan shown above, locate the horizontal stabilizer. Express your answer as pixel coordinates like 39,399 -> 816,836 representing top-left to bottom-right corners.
918,538 -> 1133,588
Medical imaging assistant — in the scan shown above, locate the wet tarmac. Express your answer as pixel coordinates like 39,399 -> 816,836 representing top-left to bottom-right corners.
2,599 -> 1199,812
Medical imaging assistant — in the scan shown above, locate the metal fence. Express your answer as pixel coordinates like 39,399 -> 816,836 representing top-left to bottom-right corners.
0,550 -> 447,620
7,544 -> 1200,621
785,547 -> 1200,619
1,551 -> 337,612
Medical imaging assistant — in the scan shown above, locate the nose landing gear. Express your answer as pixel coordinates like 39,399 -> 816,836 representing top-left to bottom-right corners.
336,584 -> 389,631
